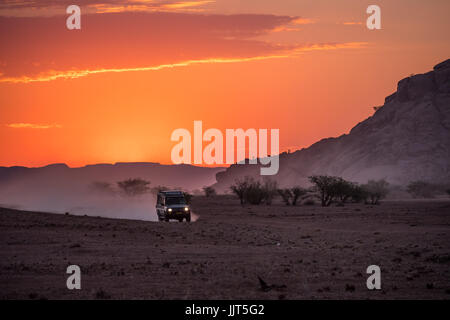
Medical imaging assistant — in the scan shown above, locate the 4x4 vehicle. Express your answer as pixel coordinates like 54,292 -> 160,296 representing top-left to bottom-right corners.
156,190 -> 191,222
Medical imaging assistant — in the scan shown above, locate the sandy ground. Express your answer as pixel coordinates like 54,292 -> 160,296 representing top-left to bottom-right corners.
1,196 -> 449,299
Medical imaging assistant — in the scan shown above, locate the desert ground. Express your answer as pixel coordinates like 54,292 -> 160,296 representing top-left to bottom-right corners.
0,196 -> 449,299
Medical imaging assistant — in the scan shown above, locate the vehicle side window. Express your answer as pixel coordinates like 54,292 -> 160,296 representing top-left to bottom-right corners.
157,195 -> 163,205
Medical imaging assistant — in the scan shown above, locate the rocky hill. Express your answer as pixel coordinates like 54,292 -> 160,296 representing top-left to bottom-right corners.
214,59 -> 450,192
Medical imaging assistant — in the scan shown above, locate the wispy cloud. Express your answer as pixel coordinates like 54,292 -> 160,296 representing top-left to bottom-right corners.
6,123 -> 62,129
271,17 -> 315,32
89,1 -> 213,14
0,9 -> 369,84
0,0 -> 215,17
162,0 -> 214,10
291,42 -> 368,53
292,18 -> 316,25
0,55 -> 288,83
341,21 -> 363,26
0,12 -> 298,82
0,42 -> 368,83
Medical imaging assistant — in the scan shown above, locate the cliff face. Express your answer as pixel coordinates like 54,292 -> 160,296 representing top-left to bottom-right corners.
214,59 -> 450,191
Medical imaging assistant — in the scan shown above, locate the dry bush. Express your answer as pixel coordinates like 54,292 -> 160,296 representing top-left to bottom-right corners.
203,186 -> 217,197
362,179 -> 389,204
291,187 -> 308,206
278,188 -> 293,205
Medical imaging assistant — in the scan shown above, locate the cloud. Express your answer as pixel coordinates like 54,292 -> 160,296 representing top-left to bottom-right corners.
0,0 -> 215,17
0,55 -> 289,83
292,18 -> 315,25
271,17 -> 315,32
0,11 -> 368,83
162,1 -> 214,10
341,21 -> 363,26
0,42 -> 368,83
6,123 -> 62,129
0,12 -> 294,81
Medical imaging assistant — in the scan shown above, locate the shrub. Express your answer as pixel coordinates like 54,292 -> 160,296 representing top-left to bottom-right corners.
350,184 -> 369,203
308,175 -> 343,207
278,188 -> 293,205
117,178 -> 150,196
308,175 -> 370,206
291,187 -> 308,206
203,186 -> 217,197
230,177 -> 252,205
262,177 -> 278,205
230,176 -> 273,205
334,180 -> 359,204
245,180 -> 267,205
362,179 -> 389,204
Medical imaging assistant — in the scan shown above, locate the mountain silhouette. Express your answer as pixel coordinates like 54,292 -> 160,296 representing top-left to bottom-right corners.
0,162 -> 224,192
214,59 -> 450,191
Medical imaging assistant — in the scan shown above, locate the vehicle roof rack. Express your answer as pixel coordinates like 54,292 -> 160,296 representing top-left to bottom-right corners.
160,190 -> 184,196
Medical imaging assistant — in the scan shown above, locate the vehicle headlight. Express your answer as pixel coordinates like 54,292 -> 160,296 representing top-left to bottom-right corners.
168,208 -> 172,212
184,207 -> 189,211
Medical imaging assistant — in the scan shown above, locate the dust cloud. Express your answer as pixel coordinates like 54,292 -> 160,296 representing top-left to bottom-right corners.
0,179 -> 157,221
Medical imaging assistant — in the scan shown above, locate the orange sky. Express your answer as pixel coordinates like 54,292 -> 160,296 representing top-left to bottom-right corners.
1,0 -> 449,167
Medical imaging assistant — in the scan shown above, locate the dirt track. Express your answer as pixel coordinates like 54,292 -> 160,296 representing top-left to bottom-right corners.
1,196 -> 450,299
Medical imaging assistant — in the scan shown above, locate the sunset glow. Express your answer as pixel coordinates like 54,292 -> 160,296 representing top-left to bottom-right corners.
1,0 -> 449,167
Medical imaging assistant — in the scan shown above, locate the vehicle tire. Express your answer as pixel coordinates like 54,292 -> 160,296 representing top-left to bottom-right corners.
186,215 -> 191,222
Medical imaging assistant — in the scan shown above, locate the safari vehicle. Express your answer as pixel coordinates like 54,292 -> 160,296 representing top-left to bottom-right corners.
156,190 -> 191,222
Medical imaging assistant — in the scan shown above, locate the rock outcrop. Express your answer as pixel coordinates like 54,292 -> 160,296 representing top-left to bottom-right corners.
214,59 -> 450,191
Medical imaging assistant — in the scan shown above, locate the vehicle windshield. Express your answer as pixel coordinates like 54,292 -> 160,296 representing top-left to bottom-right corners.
166,197 -> 186,205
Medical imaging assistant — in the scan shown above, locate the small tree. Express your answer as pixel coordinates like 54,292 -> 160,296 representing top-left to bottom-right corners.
203,186 -> 217,197
245,180 -> 266,205
309,175 -> 341,207
278,188 -> 293,205
262,177 -> 278,205
230,176 -> 252,205
117,178 -> 150,197
291,186 -> 308,206
230,176 -> 270,205
363,179 -> 389,204
350,184 -> 368,203
334,179 -> 357,204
